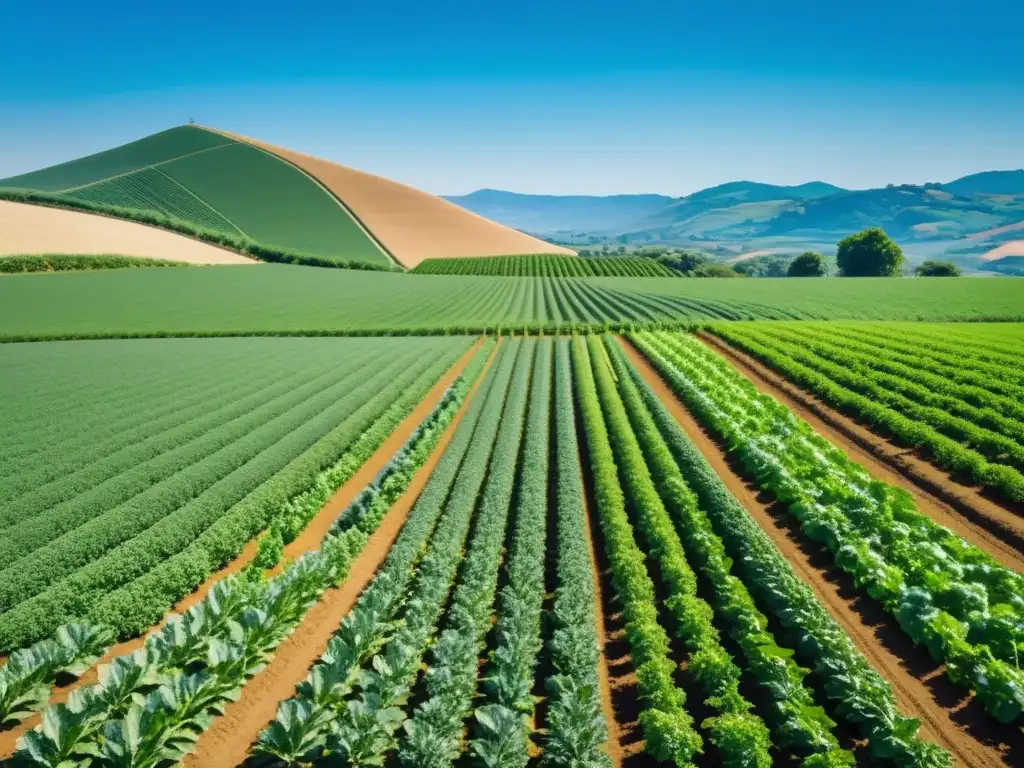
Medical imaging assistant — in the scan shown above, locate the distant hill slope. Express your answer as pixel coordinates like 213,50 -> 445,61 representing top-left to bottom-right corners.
943,169 -> 1024,196
0,126 -> 391,265
442,189 -> 674,234
217,129 -> 574,267
1,125 -> 573,268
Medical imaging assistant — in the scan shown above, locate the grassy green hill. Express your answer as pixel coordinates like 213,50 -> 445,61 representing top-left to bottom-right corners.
0,126 -> 391,266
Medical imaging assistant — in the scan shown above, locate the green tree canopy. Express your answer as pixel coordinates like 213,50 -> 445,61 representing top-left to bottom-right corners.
836,227 -> 904,277
915,260 -> 962,277
787,251 -> 827,277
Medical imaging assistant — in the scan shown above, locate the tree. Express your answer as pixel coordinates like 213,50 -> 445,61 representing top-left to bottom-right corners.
692,263 -> 744,278
836,227 -> 904,276
788,251 -> 827,277
915,260 -> 962,277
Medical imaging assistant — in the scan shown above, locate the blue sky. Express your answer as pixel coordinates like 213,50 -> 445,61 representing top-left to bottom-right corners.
1,0 -> 1021,195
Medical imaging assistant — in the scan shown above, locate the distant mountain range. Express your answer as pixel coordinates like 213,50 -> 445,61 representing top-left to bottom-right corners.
444,171 -> 1024,270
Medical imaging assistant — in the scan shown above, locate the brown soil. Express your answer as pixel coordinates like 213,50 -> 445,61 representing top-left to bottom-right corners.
617,335 -> 1022,767
182,339 -> 499,767
698,332 -> 1024,569
204,127 -> 575,268
581,477 -> 628,768
0,200 -> 254,264
0,340 -> 482,757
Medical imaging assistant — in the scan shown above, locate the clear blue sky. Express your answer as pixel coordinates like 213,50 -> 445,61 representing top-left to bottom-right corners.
1,0 -> 1021,195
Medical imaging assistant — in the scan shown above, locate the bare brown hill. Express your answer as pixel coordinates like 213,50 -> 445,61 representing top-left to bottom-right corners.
207,127 -> 575,268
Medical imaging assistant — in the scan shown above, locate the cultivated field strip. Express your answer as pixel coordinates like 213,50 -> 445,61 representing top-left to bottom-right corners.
709,322 -> 1024,503
0,344 -> 382,524
7,268 -> 1024,343
0,337 -> 474,653
0,340 -> 491,763
631,331 -> 1024,734
249,338 -> 520,765
547,339 -> 614,766
603,338 -> 856,763
413,253 -> 677,278
67,167 -> 243,235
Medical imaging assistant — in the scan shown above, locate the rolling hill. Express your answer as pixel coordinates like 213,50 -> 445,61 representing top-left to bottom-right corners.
449,174 -> 1024,265
942,169 -> 1024,196
0,125 -> 572,268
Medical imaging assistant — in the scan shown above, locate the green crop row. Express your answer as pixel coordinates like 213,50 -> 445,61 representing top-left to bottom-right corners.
603,336 -> 853,765
586,336 -> 774,767
413,253 -> 677,278
543,340 -> 612,767
0,190 -> 400,271
12,340 -> 492,766
0,253 -> 192,273
401,340 -> 534,765
571,336 -> 702,766
254,341 -> 519,765
67,167 -> 243,234
6,266 -> 1024,343
709,325 -> 1024,502
0,338 -> 471,651
775,323 -> 1024,422
469,339 -> 552,767
630,331 -> 954,765
638,330 -> 1024,729
715,324 -> 1024,472
14,525 -> 367,766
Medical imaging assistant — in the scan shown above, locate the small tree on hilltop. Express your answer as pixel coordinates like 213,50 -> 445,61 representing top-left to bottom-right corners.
787,251 -> 827,277
836,227 -> 904,277
915,260 -> 962,277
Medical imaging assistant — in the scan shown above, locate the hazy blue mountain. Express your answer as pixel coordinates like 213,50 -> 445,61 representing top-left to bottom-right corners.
942,170 -> 1024,196
442,189 -> 674,234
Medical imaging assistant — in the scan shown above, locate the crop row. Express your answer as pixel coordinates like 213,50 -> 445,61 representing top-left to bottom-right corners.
602,337 -> 855,764
413,253 -> 677,278
0,346 -> 389,573
714,323 -> 1024,467
571,336 -> 702,765
709,324 -> 1024,502
0,338 -> 471,652
544,340 -> 611,766
401,339 -> 534,764
68,167 -> 243,235
635,330 -> 1024,726
0,254 -> 193,273
8,340 -> 495,765
587,335 -> 775,766
466,339 -> 551,766
807,323 -> 1024,404
254,339 -> 520,765
626,333 -> 954,764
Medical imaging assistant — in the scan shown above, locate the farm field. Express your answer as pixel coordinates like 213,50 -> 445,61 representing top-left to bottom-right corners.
3,266 -> 1024,341
2,328 -> 1023,767
705,322 -> 1024,505
412,252 -> 678,277
0,335 -> 473,654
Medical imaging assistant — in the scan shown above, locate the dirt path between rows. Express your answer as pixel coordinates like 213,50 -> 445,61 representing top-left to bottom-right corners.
0,340 -> 482,758
698,332 -> 1024,569
580,476 -> 627,767
617,336 -> 1021,768
182,339 -> 498,767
